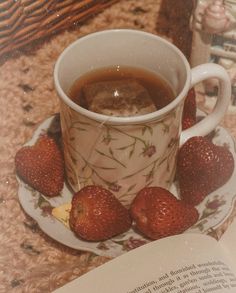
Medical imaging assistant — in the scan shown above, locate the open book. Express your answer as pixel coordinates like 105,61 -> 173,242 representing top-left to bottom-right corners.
54,230 -> 236,293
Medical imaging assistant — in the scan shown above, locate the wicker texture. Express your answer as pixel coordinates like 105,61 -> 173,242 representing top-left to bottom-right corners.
0,0 -> 118,58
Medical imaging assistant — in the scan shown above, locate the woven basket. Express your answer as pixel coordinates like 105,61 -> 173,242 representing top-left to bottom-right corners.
0,0 -> 118,58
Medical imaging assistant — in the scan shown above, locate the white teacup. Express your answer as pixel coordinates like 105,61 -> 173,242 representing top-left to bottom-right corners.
54,29 -> 231,206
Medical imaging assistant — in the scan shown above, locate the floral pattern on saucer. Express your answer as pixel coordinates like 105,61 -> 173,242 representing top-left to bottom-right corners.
16,114 -> 236,257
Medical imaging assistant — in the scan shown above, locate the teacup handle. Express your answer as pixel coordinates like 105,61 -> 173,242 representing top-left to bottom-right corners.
180,63 -> 231,145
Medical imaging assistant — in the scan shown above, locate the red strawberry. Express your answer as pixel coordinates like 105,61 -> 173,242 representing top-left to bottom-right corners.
15,134 -> 64,197
69,185 -> 132,241
182,88 -> 197,130
130,187 -> 198,240
177,136 -> 234,205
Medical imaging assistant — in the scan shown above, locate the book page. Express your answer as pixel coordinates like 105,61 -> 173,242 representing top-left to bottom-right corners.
54,234 -> 236,293
220,218 -> 236,272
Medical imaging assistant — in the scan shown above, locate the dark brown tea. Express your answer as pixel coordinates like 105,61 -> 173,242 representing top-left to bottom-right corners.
69,66 -> 175,117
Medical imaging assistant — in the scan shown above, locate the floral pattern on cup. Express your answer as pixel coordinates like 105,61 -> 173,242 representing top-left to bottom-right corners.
60,103 -> 182,206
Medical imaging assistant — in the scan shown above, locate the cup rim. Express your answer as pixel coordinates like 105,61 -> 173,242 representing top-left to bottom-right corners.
54,29 -> 191,125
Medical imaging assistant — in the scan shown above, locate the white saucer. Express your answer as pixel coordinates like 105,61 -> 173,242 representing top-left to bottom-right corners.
16,114 -> 236,257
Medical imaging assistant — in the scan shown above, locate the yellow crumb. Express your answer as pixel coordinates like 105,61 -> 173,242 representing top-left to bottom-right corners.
52,203 -> 72,229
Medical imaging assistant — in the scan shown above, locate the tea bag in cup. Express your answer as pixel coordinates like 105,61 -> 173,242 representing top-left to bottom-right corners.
83,79 -> 157,116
